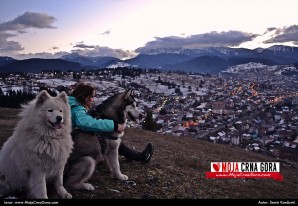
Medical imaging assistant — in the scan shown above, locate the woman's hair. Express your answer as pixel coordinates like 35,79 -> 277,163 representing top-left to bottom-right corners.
70,82 -> 95,108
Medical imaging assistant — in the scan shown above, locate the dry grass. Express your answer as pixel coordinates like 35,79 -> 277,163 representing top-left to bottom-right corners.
0,107 -> 297,200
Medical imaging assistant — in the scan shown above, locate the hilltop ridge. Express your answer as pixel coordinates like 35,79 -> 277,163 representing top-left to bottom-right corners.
0,107 -> 297,199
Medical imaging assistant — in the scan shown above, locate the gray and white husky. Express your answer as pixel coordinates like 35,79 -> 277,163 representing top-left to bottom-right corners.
64,89 -> 143,191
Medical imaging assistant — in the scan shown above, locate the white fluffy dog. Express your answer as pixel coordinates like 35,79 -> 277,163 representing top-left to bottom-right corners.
0,90 -> 73,199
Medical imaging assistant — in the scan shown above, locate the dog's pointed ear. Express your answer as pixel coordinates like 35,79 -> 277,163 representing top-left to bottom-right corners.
124,88 -> 133,99
58,91 -> 68,104
36,90 -> 50,106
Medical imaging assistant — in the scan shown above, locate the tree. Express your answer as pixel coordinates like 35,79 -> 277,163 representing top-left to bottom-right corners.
199,79 -> 204,88
175,88 -> 181,94
0,89 -> 35,108
159,108 -> 167,115
142,110 -> 160,131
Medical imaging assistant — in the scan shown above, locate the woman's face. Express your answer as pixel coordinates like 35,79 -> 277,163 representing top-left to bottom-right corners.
85,91 -> 95,109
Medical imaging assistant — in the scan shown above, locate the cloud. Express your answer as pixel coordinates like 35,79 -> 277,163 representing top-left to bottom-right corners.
0,12 -> 56,56
71,46 -> 136,59
136,31 -> 258,53
0,32 -> 24,53
74,43 -> 96,49
101,30 -> 111,35
0,12 -> 56,32
12,44 -> 136,60
16,51 -> 69,59
264,25 -> 298,45
263,27 -> 277,34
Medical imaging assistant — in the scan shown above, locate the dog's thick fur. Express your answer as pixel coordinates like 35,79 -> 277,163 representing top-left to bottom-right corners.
0,90 -> 73,199
64,89 -> 142,191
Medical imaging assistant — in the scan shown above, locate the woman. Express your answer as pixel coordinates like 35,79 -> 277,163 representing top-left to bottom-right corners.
68,81 -> 154,163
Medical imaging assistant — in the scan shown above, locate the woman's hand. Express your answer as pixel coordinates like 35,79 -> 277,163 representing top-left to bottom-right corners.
117,123 -> 126,133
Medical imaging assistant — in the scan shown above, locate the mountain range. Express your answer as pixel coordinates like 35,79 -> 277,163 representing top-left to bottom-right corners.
0,45 -> 298,74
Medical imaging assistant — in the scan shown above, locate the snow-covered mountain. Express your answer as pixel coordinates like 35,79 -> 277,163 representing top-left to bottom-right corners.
135,47 -> 255,58
60,53 -> 120,68
1,45 -> 298,74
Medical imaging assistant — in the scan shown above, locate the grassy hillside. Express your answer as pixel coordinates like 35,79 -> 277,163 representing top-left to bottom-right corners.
0,108 -> 297,200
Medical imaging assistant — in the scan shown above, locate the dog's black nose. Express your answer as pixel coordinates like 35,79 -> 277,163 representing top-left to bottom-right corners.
56,116 -> 62,123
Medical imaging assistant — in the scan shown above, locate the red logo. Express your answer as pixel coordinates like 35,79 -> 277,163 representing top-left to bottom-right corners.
206,162 -> 284,181
212,163 -> 220,172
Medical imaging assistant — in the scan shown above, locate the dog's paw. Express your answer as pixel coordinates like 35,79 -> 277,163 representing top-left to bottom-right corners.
63,192 -> 72,199
57,187 -> 72,199
82,183 -> 95,191
117,174 -> 128,181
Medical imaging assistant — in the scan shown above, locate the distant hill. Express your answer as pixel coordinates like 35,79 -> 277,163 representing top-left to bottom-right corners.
0,56 -> 16,67
0,107 -> 297,199
124,53 -> 194,68
162,56 -> 279,74
258,45 -> 298,64
163,56 -> 229,74
60,53 -> 120,68
0,58 -> 84,73
227,57 -> 279,66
